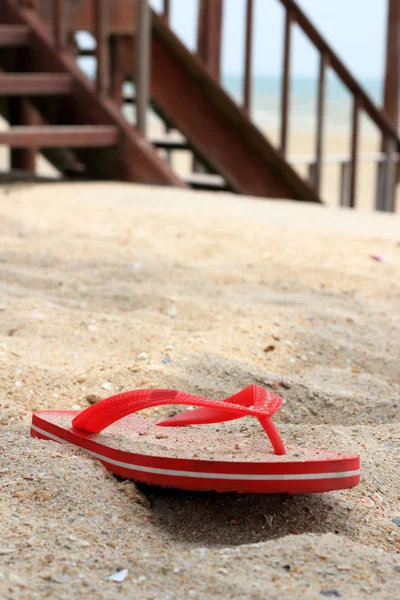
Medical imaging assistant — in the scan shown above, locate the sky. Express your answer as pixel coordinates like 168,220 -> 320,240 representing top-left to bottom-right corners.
149,0 -> 388,80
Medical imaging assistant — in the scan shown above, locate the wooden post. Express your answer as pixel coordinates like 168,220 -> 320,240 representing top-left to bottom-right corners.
349,96 -> 361,208
376,136 -> 397,211
9,99 -> 37,174
339,161 -> 351,207
94,0 -> 110,96
136,0 -> 151,137
194,0 -> 223,172
280,8 -> 293,156
308,162 -> 317,188
110,36 -> 124,107
378,0 -> 400,211
163,0 -> 171,22
197,0 -> 223,81
383,0 -> 400,129
314,53 -> 328,194
243,0 -> 253,114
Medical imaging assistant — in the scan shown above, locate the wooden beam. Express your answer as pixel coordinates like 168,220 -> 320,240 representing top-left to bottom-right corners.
383,0 -> 400,129
0,73 -> 72,95
0,25 -> 30,47
0,125 -> 119,148
37,0 -> 138,36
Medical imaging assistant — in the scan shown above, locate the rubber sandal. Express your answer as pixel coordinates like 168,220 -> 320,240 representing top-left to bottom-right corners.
30,385 -> 360,494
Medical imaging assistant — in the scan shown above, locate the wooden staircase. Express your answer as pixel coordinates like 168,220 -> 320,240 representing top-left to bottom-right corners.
0,3 -> 184,185
0,0 -> 398,210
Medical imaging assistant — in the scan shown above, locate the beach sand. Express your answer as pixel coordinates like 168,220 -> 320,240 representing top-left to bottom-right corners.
0,183 -> 400,598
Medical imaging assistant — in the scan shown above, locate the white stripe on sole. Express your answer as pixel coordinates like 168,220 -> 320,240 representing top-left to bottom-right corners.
31,424 -> 360,482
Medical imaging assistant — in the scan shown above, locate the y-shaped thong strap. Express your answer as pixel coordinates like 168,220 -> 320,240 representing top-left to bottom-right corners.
72,385 -> 286,455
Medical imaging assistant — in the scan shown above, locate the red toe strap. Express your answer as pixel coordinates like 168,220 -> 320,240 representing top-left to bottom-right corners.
72,385 -> 286,455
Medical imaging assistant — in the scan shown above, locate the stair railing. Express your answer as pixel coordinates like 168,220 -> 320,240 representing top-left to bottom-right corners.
240,0 -> 399,211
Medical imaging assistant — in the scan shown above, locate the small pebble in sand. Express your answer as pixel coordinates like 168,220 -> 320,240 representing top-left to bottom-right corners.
0,304 -> 7,311
0,548 -> 16,555
357,498 -> 375,508
108,569 -> 128,583
86,394 -> 102,405
155,433 -> 169,440
137,352 -> 148,361
101,382 -> 112,391
392,518 -> 400,527
371,493 -> 384,504
280,381 -> 292,389
264,514 -> 274,527
263,345 -> 275,353
76,376 -> 86,384
9,573 -> 28,588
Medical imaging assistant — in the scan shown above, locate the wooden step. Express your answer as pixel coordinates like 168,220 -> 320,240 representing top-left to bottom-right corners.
0,73 -> 73,96
0,25 -> 30,47
0,126 -> 119,148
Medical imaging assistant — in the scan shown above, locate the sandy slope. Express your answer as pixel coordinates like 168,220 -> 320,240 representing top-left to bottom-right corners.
0,183 -> 399,599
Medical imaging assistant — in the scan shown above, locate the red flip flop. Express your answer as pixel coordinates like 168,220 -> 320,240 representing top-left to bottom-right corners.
30,385 -> 360,494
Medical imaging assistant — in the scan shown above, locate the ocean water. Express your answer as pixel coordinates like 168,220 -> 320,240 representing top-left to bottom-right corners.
222,73 -> 383,132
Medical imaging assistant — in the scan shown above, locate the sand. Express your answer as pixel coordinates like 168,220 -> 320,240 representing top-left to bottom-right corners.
0,183 -> 400,599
